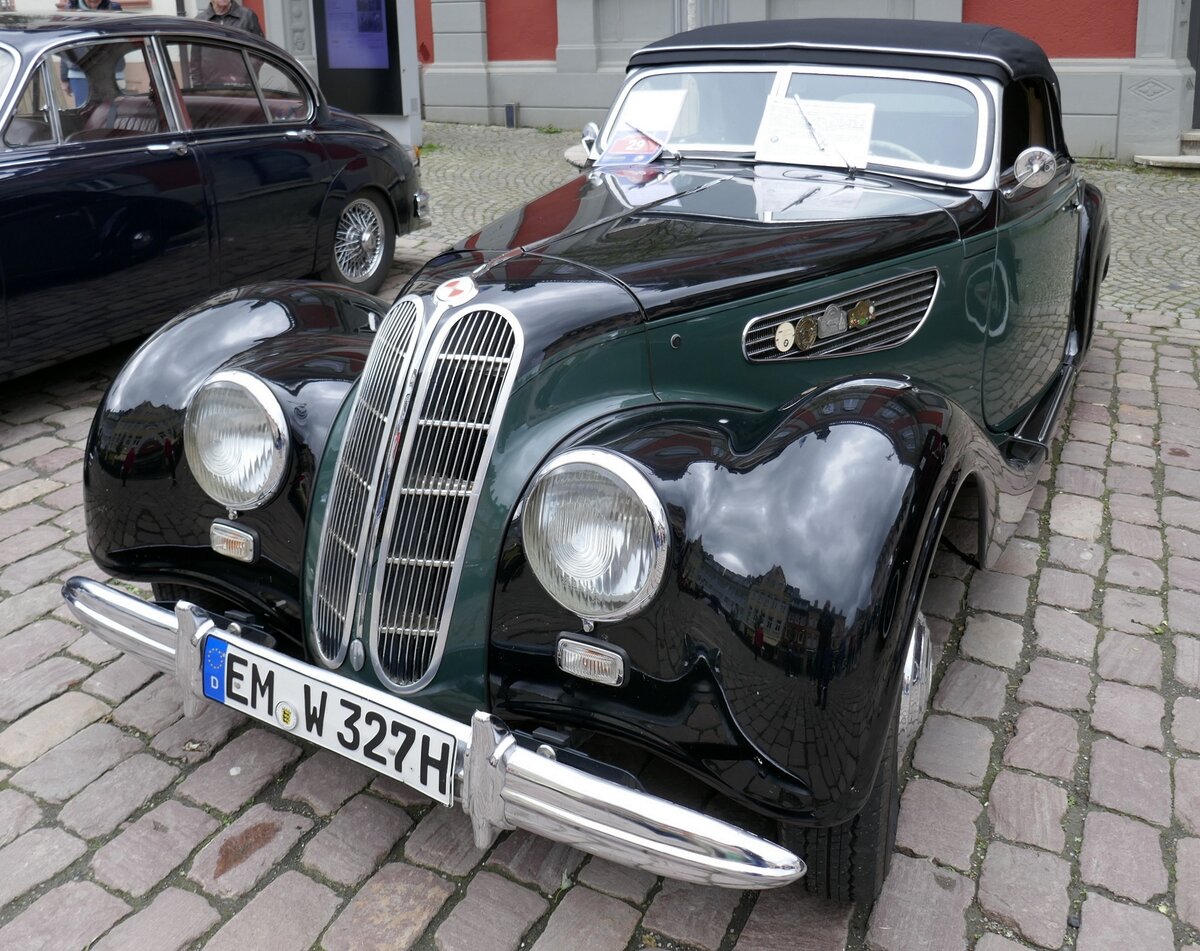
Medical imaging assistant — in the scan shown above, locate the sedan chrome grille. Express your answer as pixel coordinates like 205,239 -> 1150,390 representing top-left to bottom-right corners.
311,298 -> 421,666
743,269 -> 939,362
369,307 -> 521,691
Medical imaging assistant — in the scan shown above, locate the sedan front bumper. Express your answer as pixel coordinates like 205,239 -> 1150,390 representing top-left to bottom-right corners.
61,576 -> 803,889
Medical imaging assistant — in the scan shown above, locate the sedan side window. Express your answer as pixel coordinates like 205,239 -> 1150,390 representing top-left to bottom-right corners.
248,54 -> 313,122
52,41 -> 169,142
164,41 -> 268,130
3,66 -> 55,148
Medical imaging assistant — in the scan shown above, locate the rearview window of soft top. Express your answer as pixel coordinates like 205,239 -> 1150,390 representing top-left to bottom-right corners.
603,66 -> 988,180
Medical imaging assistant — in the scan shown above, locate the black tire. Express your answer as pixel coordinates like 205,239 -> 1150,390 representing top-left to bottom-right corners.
320,188 -> 395,295
780,696 -> 900,910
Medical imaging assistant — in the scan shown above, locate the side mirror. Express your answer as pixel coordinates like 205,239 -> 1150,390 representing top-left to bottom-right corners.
581,121 -> 599,157
1004,146 -> 1056,197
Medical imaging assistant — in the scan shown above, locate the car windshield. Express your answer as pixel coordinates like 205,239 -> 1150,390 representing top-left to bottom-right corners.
601,66 -> 988,180
0,49 -> 14,92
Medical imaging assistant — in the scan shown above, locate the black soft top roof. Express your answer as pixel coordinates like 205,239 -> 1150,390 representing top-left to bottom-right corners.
629,18 -> 1057,88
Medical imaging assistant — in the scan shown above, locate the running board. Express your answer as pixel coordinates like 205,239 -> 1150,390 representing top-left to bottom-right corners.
1006,363 -> 1077,466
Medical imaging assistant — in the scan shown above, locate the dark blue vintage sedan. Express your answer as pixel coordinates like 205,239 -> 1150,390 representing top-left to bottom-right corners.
0,12 -> 427,380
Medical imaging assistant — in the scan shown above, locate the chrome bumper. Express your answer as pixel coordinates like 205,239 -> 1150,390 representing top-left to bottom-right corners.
62,577 -> 803,889
412,189 -> 431,229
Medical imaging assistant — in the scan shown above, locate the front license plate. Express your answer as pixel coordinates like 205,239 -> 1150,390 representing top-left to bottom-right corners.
202,634 -> 455,805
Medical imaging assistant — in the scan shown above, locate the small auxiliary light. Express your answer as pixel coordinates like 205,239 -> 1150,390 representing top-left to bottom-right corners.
556,637 -> 626,687
211,521 -> 257,564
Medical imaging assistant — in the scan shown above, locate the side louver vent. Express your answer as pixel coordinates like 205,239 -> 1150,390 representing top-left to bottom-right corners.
743,269 -> 939,362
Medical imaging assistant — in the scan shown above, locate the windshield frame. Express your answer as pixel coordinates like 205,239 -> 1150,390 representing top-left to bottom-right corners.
600,63 -> 997,186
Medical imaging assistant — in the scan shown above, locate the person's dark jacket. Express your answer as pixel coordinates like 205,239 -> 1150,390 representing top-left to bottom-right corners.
59,0 -> 122,82
195,0 -> 264,37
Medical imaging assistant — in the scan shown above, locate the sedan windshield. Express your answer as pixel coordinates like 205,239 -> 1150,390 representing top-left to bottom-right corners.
602,66 -> 988,180
0,49 -> 13,92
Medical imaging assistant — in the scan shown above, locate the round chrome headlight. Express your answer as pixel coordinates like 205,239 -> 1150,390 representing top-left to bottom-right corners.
184,370 -> 289,510
521,448 -> 669,622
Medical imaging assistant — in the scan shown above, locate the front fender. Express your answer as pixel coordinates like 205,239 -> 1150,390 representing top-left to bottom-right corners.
490,377 -> 990,824
84,282 -> 385,649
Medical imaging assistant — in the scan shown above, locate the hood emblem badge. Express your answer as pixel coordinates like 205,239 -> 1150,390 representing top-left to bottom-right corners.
849,299 -> 876,329
774,321 -> 795,353
435,276 -> 479,306
795,316 -> 818,352
818,304 -> 847,339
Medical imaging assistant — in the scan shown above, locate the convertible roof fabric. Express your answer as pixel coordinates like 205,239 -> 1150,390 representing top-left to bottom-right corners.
628,19 -> 1057,88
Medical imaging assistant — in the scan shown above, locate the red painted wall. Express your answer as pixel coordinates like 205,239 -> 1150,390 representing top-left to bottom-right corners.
244,0 -> 266,36
416,0 -> 434,64
963,0 -> 1137,58
486,0 -> 558,61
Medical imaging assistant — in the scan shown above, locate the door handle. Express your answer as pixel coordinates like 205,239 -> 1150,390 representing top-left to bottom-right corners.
1060,198 -> 1081,213
286,129 -> 316,142
146,141 -> 189,157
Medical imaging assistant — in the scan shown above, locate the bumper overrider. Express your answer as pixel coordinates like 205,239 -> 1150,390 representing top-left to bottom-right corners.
62,577 -> 804,889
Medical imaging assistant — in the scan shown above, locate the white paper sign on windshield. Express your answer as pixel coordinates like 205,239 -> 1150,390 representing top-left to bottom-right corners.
754,97 -> 875,170
617,88 -> 688,144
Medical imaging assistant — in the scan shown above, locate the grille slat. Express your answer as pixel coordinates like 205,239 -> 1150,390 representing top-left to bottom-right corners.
743,269 -> 939,362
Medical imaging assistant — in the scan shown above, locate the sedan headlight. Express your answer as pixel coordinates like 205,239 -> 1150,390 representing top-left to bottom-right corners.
521,448 -> 669,622
185,370 -> 289,510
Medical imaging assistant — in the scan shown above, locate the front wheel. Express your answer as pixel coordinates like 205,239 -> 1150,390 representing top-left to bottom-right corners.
321,189 -> 395,295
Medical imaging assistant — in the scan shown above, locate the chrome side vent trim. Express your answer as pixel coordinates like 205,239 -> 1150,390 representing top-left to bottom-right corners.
743,269 -> 939,362
369,306 -> 522,692
311,296 -> 422,667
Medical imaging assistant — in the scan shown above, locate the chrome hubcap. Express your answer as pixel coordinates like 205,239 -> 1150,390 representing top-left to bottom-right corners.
897,611 -> 933,765
334,198 -> 385,282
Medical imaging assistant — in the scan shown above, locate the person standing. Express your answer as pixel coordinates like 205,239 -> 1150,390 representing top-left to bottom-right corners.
195,0 -> 263,37
57,0 -> 123,106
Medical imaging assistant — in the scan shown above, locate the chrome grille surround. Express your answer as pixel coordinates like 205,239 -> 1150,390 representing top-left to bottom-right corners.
742,269 -> 940,362
368,305 -> 522,692
311,296 -> 423,667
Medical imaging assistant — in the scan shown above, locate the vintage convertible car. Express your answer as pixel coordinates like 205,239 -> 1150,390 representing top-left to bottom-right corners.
0,12 -> 426,381
65,19 -> 1108,910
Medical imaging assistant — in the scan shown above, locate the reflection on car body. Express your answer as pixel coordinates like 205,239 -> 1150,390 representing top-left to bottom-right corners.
64,18 -> 1108,915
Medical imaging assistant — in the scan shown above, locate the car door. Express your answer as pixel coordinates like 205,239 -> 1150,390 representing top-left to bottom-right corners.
159,39 -> 331,287
0,38 -> 211,378
982,78 -> 1080,431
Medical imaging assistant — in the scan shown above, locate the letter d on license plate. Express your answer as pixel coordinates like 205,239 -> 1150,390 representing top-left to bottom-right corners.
202,634 -> 456,805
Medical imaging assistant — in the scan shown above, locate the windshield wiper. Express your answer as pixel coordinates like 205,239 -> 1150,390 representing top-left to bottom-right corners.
790,95 -> 858,180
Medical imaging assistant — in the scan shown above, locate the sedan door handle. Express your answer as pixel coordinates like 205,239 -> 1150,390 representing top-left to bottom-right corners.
1060,198 -> 1082,213
146,141 -> 189,157
286,129 -> 316,142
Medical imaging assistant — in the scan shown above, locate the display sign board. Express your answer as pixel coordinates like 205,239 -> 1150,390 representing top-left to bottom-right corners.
311,0 -> 405,115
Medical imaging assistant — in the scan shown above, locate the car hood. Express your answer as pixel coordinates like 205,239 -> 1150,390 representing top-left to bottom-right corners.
452,163 -> 989,321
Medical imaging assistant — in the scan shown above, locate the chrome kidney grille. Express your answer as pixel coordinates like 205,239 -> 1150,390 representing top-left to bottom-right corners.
311,297 -> 521,691
742,269 -> 939,362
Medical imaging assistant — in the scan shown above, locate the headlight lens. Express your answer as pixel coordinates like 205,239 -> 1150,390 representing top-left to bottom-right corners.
184,370 -> 289,510
521,449 -> 668,622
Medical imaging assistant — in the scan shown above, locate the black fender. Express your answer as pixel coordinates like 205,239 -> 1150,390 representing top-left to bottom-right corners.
84,281 -> 383,649
489,376 -> 1011,825
1072,180 -> 1110,356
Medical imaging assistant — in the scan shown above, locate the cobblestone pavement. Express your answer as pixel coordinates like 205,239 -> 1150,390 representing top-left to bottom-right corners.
0,126 -> 1198,951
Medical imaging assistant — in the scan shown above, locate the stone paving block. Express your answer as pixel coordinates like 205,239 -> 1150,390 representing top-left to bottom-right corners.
405,802 -> 489,876
1176,758 -> 1200,835
1055,462 -> 1105,495
1097,630 -> 1163,688
113,675 -> 185,735
1166,496 -> 1200,532
967,570 -> 1029,616
282,749 -> 373,816
530,886 -> 641,951
1107,552 -> 1165,592
1102,587 -> 1164,634
93,799 -> 219,898
642,878 -> 741,951
1003,706 -> 1079,779
1173,555 -> 1200,593
1089,737 -> 1171,826
1076,892 -> 1176,951
0,618 -> 80,675
0,654 -> 91,721
975,934 -> 1028,951
177,728 -> 299,813
0,690 -> 109,768
1176,697 -> 1200,754
960,613 -> 1025,668
91,886 -> 220,951
993,537 -> 1041,577
1111,440 -> 1155,466
204,871 -> 339,951
189,803 -> 312,898
865,854 -> 972,951
933,660 -> 1008,720
1017,656 -> 1092,711
0,584 -> 64,636
369,774 -> 432,807
1036,567 -> 1095,610
577,857 -> 658,904
895,777 -> 980,871
1049,494 -> 1103,541
1168,465 -> 1200,498
1177,838 -> 1200,931
1110,521 -> 1164,559
1171,589 -> 1200,635
987,770 -> 1066,853
11,721 -> 142,803
736,889 -> 850,951
151,703 -> 244,763
324,862 -> 454,951
1079,810 -> 1167,902
1033,605 -> 1098,660
487,828 -> 586,895
978,841 -> 1070,949
923,575 -> 966,620
83,655 -> 158,704
301,792 -> 411,887
0,826 -> 86,910
912,714 -> 993,788
1108,463 -> 1154,495
0,788 -> 41,849
1109,492 -> 1158,526
68,631 -> 122,665
1091,680 -> 1164,749
1176,635 -> 1200,690
0,881 -> 130,951
434,871 -> 547,951
58,753 -> 180,839
1060,440 -> 1106,468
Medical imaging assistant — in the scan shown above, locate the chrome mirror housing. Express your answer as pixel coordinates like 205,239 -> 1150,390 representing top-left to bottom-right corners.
581,121 -> 599,158
1004,146 -> 1056,197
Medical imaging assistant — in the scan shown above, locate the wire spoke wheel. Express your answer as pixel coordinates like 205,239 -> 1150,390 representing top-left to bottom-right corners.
323,190 -> 394,293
